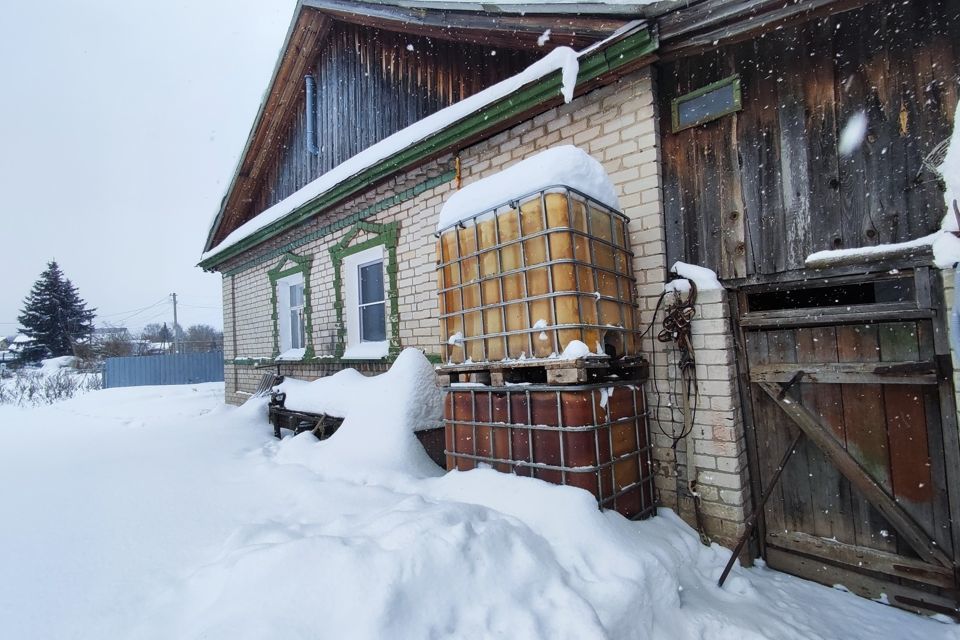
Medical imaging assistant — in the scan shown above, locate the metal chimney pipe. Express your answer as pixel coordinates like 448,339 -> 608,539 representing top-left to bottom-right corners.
305,75 -> 319,156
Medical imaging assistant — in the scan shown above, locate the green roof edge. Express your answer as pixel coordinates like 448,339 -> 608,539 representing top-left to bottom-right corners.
200,26 -> 656,271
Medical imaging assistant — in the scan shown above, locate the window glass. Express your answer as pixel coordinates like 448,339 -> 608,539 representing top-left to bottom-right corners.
358,260 -> 385,342
277,273 -> 306,354
359,263 -> 384,304
674,76 -> 741,131
360,303 -> 386,342
289,282 -> 304,308
290,282 -> 305,349
290,308 -> 304,349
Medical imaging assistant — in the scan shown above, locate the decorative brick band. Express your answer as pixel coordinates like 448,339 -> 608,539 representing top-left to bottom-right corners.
222,170 -> 455,277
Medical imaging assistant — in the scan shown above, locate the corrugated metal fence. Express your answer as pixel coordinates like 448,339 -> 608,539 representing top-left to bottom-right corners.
103,352 -> 224,388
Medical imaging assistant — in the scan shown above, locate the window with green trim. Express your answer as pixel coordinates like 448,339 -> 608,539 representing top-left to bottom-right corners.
278,273 -> 306,351
268,252 -> 314,360
672,75 -> 742,132
342,244 -> 388,358
330,220 -> 400,360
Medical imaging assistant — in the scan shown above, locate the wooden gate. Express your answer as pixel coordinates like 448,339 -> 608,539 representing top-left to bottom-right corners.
735,267 -> 960,615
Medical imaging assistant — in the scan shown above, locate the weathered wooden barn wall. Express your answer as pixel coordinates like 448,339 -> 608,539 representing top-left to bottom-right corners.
659,0 -> 960,281
250,22 -> 536,215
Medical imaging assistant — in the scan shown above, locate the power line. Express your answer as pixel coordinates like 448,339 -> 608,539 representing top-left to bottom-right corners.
178,303 -> 221,310
97,296 -> 169,318
132,308 -> 172,327
100,297 -> 171,326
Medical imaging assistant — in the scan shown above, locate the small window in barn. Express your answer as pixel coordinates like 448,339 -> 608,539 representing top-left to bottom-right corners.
672,75 -> 742,132
745,275 -> 916,313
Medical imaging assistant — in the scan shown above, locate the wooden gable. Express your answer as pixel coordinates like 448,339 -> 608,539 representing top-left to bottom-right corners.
205,1 -> 643,253
658,0 -> 960,281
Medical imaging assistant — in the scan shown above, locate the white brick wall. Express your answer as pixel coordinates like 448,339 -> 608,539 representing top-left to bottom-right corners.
218,66 -> 751,543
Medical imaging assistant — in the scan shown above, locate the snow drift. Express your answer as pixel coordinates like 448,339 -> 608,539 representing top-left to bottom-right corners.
276,347 -> 443,477
0,383 -> 955,639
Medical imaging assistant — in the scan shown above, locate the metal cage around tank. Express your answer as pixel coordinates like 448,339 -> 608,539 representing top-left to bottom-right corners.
436,186 -> 643,364
444,381 -> 656,520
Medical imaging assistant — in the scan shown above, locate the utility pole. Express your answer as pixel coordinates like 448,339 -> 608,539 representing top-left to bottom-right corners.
171,292 -> 179,355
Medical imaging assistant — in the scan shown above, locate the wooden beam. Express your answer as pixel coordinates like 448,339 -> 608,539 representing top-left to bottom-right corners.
767,530 -> 957,590
805,244 -> 936,270
758,381 -> 954,569
304,0 -> 630,49
749,361 -> 938,386
724,257 -> 936,290
739,306 -> 932,329
659,0 -> 880,58
765,547 -> 959,617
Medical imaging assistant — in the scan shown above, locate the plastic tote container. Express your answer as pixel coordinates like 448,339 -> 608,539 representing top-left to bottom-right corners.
443,381 -> 655,520
437,186 -> 642,364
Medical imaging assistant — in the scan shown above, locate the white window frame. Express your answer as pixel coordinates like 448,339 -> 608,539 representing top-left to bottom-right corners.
343,244 -> 387,359
276,271 -> 306,357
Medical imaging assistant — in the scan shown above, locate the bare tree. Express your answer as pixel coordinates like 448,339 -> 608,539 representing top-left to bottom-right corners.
99,328 -> 134,358
184,324 -> 224,352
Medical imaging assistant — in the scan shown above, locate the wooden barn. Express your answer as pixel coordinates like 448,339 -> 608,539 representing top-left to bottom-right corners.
656,0 -> 960,615
200,0 -> 960,616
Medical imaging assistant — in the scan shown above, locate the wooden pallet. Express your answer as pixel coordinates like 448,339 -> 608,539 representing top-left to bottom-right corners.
436,356 -> 648,387
268,405 -> 343,439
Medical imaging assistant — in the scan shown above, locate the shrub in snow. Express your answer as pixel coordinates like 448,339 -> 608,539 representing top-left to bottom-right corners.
0,367 -> 101,407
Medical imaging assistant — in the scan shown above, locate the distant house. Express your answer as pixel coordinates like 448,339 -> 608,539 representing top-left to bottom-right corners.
200,0 -> 960,616
0,338 -> 17,369
130,340 -> 172,356
7,334 -> 33,357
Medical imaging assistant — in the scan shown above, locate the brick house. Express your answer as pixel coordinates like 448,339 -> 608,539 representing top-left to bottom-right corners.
201,0 -> 960,614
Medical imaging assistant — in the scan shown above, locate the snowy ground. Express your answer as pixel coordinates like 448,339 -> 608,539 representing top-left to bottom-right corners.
0,383 -> 956,639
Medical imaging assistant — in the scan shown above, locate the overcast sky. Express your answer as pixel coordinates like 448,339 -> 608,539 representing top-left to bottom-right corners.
0,0 -> 295,335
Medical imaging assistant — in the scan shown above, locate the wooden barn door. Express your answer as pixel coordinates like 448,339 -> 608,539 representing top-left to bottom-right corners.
736,268 -> 960,615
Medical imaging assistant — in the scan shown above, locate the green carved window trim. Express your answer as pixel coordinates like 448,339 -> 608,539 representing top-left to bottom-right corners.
671,74 -> 742,133
329,220 -> 400,360
267,251 -> 315,359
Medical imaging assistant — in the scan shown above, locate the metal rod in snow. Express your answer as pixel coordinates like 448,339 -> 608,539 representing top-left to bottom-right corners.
717,428 -> 805,588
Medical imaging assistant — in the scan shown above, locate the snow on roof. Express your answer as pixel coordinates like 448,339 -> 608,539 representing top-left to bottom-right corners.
805,230 -> 960,270
436,145 -> 619,232
201,45 -> 585,264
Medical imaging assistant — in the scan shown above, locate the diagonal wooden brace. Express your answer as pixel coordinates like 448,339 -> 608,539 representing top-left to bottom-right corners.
758,381 -> 954,569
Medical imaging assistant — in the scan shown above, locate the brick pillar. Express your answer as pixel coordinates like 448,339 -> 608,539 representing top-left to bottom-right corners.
621,70 -> 753,548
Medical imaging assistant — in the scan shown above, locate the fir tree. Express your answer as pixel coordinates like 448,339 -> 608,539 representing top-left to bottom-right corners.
17,261 -> 96,362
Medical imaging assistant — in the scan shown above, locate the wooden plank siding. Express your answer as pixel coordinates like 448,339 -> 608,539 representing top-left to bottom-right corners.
247,22 -> 536,219
660,0 -> 960,281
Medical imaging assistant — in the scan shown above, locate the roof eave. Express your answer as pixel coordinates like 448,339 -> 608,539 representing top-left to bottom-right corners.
199,24 -> 658,271
204,1 -> 316,253
337,0 -> 686,16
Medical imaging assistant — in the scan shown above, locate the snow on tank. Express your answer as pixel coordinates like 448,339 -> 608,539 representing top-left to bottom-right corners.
436,145 -> 619,232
